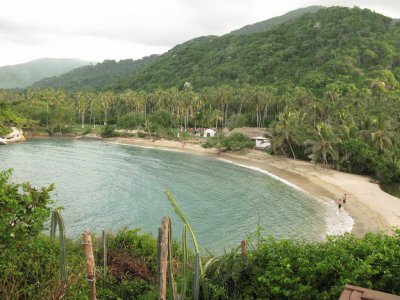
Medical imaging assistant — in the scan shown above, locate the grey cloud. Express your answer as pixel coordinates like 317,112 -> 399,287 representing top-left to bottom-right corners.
0,18 -> 56,45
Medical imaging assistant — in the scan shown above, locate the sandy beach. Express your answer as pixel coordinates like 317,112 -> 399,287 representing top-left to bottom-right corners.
107,136 -> 400,237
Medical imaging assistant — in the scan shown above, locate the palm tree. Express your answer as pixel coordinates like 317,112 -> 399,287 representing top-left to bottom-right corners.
360,113 -> 395,152
99,91 -> 115,125
304,122 -> 341,165
268,111 -> 305,159
211,109 -> 224,130
75,91 -> 89,129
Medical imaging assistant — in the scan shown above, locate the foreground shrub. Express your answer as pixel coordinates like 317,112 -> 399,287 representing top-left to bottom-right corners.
206,231 -> 400,299
0,169 -> 54,245
0,230 -> 159,299
2,172 -> 400,299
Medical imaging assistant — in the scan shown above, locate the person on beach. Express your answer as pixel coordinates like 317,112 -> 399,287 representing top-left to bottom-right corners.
342,193 -> 347,205
338,198 -> 342,211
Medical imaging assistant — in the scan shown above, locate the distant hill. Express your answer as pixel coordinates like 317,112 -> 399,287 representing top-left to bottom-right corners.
0,58 -> 93,89
229,5 -> 325,35
32,55 -> 160,92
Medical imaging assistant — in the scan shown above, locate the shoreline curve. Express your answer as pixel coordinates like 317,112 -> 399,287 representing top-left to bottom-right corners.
108,136 -> 400,237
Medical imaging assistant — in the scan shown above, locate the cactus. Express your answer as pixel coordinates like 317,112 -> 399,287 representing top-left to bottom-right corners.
165,191 -> 203,275
168,219 -> 178,300
50,210 -> 67,282
193,253 -> 200,300
181,224 -> 188,299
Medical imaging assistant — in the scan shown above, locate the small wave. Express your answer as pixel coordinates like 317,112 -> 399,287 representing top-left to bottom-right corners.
319,200 -> 354,237
217,158 -> 354,238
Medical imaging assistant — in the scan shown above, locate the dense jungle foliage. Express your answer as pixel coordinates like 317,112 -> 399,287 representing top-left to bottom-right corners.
1,79 -> 399,182
1,170 -> 400,299
229,6 -> 324,36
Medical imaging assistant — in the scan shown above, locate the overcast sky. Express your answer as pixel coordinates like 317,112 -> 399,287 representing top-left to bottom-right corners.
1,0 -> 399,67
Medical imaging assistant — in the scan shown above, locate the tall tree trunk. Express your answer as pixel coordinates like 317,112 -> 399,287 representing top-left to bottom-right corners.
81,110 -> 85,129
288,140 -> 296,159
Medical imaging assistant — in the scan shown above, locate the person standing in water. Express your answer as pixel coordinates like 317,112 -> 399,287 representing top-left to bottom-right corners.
338,198 -> 342,211
342,193 -> 347,205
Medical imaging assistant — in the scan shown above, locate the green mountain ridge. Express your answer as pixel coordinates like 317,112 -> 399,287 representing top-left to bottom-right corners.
0,58 -> 93,89
119,6 -> 400,93
229,5 -> 325,36
29,6 -> 326,92
33,55 -> 160,92
31,6 -> 400,94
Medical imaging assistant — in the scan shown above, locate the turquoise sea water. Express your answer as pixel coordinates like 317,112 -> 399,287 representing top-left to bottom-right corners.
0,139 -> 353,253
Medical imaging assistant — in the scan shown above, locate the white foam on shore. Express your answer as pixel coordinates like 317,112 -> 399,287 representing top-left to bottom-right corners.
217,158 -> 354,238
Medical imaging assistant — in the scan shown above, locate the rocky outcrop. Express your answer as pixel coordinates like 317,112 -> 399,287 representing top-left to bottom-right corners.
0,127 -> 26,144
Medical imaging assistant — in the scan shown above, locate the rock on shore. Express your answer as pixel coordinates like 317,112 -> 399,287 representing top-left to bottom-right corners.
0,127 -> 26,144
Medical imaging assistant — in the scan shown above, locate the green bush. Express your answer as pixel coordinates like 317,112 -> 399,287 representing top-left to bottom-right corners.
225,114 -> 247,130
108,228 -> 158,272
1,228 -> 159,299
100,125 -> 119,138
117,112 -> 145,129
137,131 -> 147,138
60,126 -> 73,134
0,169 -> 54,245
221,132 -> 255,150
0,125 -> 12,137
149,110 -> 177,130
202,133 -> 255,151
82,127 -> 92,135
206,231 -> 400,299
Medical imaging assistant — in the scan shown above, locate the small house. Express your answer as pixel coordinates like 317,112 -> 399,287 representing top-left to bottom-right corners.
203,128 -> 216,138
251,136 -> 271,149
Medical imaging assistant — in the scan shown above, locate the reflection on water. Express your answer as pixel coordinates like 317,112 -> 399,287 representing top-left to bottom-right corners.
0,139 -> 352,252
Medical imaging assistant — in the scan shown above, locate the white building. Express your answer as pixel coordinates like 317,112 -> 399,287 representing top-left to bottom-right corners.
251,136 -> 271,149
203,128 -> 216,137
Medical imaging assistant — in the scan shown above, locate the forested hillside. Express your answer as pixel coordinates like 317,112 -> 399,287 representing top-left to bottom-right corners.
229,5 -> 325,35
30,7 -> 400,94
122,6 -> 400,92
32,55 -> 159,92
28,6 -> 325,92
0,58 -> 91,89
